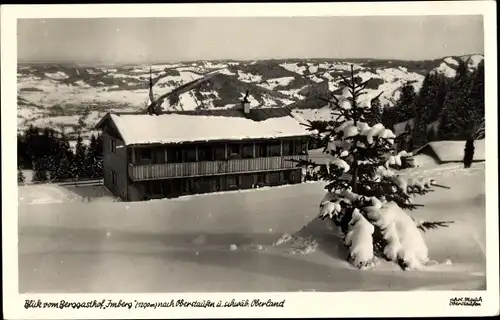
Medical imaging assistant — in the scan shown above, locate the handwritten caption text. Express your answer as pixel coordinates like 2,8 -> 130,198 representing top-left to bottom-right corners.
24,298 -> 286,310
449,297 -> 482,307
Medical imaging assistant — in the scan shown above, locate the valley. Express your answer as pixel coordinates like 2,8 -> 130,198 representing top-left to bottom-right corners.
17,54 -> 484,146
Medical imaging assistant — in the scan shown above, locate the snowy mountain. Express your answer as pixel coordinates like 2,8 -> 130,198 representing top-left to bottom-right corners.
17,54 -> 484,141
429,54 -> 484,78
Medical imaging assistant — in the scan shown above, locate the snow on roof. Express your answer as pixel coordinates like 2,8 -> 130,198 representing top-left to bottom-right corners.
108,111 -> 310,145
415,140 -> 486,163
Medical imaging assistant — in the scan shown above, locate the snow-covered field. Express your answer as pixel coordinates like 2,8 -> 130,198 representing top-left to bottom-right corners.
18,162 -> 486,293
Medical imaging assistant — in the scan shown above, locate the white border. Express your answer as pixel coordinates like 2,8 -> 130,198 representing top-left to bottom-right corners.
2,2 -> 498,319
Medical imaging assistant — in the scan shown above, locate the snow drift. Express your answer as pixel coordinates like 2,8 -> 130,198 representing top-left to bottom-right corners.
18,182 -> 327,242
17,163 -> 486,293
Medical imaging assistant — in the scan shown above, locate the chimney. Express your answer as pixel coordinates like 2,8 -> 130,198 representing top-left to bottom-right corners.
243,101 -> 250,114
242,90 -> 251,114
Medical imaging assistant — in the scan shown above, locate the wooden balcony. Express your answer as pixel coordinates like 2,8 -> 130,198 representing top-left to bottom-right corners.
128,155 -> 307,181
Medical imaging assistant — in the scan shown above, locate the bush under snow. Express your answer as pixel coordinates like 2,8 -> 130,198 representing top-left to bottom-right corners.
320,190 -> 435,270
345,209 -> 375,269
367,201 -> 430,270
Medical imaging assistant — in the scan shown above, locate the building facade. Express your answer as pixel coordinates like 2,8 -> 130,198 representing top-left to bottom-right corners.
95,107 -> 310,201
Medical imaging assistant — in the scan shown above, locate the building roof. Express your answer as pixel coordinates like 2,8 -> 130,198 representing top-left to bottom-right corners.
413,139 -> 486,163
95,107 -> 311,146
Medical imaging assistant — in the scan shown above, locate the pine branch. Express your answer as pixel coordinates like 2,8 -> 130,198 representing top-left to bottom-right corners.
431,183 -> 451,190
336,81 -> 348,88
319,96 -> 341,106
417,220 -> 455,232
356,79 -> 371,92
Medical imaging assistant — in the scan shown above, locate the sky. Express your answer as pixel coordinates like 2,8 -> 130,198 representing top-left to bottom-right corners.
17,16 -> 484,65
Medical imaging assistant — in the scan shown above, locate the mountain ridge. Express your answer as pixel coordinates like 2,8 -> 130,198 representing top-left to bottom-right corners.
17,54 -> 484,144
18,53 -> 484,68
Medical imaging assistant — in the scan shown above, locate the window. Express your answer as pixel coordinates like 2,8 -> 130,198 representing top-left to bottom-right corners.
255,143 -> 267,158
284,170 -> 298,184
182,179 -> 196,194
198,145 -> 214,161
293,140 -> 304,155
268,141 -> 281,157
171,179 -> 183,194
214,145 -> 226,161
140,148 -> 151,161
151,147 -> 166,164
183,147 -> 197,162
241,143 -> 254,159
167,146 -> 183,163
256,173 -> 266,186
152,181 -> 162,194
215,176 -> 223,191
283,170 -> 291,183
239,174 -> 254,189
197,177 -> 213,194
268,172 -> 282,185
227,144 -> 241,159
192,178 -> 201,194
162,180 -> 172,197
282,141 -> 291,156
111,171 -> 117,185
134,148 -> 154,165
227,175 -> 240,189
111,139 -> 116,154
146,181 -> 162,195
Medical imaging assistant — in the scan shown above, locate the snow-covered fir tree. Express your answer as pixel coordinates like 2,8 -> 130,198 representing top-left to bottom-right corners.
439,59 -> 471,140
18,167 -> 26,184
71,133 -> 87,179
438,60 -> 485,168
18,151 -> 26,184
395,82 -> 418,123
297,65 -> 453,271
44,129 -> 61,181
32,157 -> 48,182
365,95 -> 383,126
51,132 -> 73,180
413,73 -> 447,148
85,134 -> 104,178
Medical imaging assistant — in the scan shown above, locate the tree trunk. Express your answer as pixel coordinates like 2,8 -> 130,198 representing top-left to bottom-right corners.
463,138 -> 475,168
352,154 -> 358,192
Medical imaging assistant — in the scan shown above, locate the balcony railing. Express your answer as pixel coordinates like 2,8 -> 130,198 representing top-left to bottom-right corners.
128,155 -> 307,181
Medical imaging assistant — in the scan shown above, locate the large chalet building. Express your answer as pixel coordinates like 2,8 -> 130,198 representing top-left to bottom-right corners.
95,103 -> 311,201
